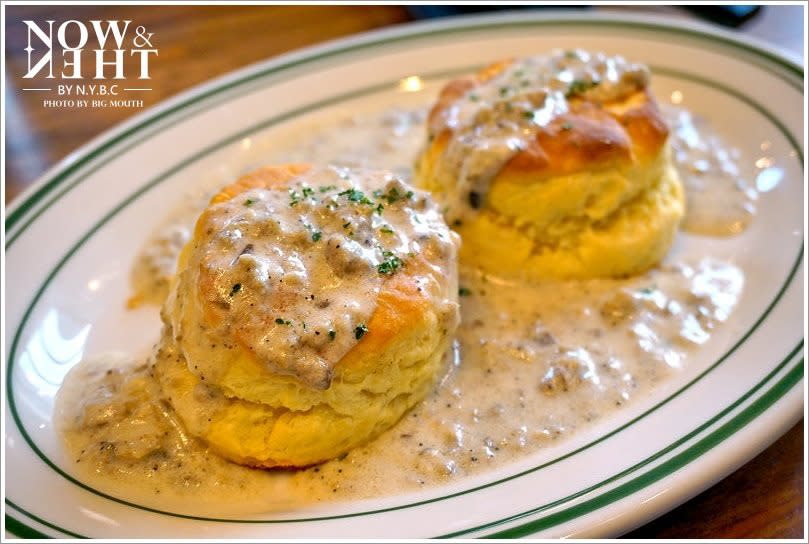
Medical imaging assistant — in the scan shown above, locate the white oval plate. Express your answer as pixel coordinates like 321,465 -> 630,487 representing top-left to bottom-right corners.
4,12 -> 804,539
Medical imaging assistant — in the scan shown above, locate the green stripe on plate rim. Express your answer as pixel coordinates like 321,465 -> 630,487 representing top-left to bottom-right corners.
4,512 -> 53,540
5,15 -> 802,242
4,13 -> 804,538
5,500 -> 87,539
6,347 -> 802,539
5,59 -> 804,522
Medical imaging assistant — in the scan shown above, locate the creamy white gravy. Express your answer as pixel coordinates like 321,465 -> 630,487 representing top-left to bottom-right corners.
55,354 -> 308,515
664,105 -> 758,236
59,92 -> 752,513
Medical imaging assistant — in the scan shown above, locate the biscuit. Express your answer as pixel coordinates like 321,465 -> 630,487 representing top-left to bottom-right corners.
416,49 -> 684,279
158,164 -> 460,467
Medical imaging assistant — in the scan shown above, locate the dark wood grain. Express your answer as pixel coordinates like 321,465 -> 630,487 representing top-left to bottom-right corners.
625,421 -> 804,538
3,5 -> 804,539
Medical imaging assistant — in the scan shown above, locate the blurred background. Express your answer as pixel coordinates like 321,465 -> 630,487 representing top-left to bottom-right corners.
4,4 -> 804,204
2,4 -> 805,538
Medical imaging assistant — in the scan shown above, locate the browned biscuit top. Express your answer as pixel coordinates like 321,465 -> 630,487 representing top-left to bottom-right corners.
421,50 -> 669,210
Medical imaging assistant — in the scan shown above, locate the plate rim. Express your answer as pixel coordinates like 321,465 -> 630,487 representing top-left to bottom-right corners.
3,10 -> 805,538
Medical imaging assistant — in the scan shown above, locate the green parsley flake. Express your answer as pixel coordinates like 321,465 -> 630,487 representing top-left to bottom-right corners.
311,231 -> 322,242
458,287 -> 472,297
244,199 -> 255,207
377,251 -> 403,275
339,188 -> 373,205
566,79 -> 598,97
379,225 -> 394,234
328,329 -> 336,341
275,318 -> 291,325
384,187 -> 400,203
376,186 -> 412,205
229,283 -> 242,297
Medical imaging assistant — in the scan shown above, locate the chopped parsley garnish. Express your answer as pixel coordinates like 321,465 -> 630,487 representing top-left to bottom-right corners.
244,199 -> 255,207
468,93 -> 479,101
561,122 -> 573,130
565,79 -> 598,97
328,329 -> 336,341
374,203 -> 385,215
229,283 -> 242,297
354,323 -> 368,340
499,86 -> 510,97
377,251 -> 403,275
288,189 -> 301,207
382,187 -> 400,202
458,287 -> 472,297
564,49 -> 578,59
522,111 -> 535,120
379,225 -> 394,234
301,187 -> 315,198
303,222 -> 321,241
319,185 -> 337,193
338,188 -> 373,205
275,318 -> 291,325
639,286 -> 657,295
342,221 -> 351,229
376,186 -> 412,205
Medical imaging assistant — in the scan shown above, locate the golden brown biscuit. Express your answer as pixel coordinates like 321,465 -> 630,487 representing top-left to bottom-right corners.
416,49 -> 684,279
158,164 -> 460,467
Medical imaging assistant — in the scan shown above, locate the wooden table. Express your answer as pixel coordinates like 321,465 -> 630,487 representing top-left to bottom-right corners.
4,5 -> 804,538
